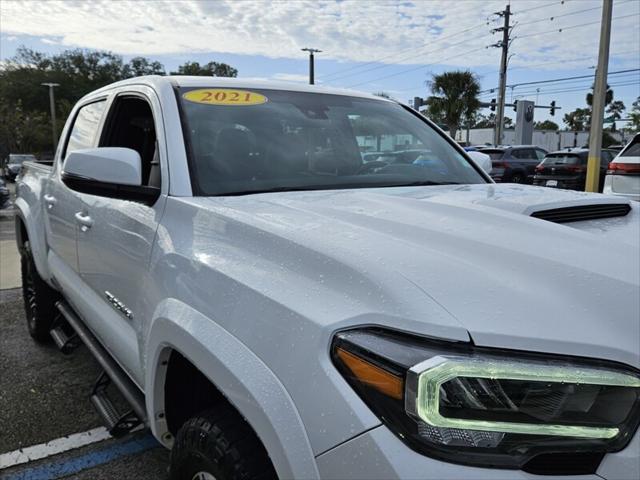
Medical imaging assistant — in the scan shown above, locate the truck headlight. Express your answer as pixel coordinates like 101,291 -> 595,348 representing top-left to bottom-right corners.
332,328 -> 640,474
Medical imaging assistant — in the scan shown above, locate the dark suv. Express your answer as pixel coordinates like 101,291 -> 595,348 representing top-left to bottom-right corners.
478,146 -> 547,183
533,148 -> 616,192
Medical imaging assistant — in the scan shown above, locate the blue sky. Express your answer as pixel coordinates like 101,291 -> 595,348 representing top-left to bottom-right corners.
1,0 -> 639,127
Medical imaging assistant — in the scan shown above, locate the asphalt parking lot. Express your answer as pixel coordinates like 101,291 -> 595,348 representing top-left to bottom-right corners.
0,212 -> 171,479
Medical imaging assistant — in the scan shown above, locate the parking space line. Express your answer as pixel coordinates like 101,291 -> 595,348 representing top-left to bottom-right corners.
0,428 -> 111,470
0,434 -> 159,480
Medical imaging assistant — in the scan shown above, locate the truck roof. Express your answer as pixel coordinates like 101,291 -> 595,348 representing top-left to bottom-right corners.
84,75 -> 393,102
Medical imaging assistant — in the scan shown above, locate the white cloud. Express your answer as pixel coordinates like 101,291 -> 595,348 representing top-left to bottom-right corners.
272,73 -> 311,83
0,0 -> 638,78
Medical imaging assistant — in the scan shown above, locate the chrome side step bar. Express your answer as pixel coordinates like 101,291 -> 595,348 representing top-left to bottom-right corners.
55,301 -> 147,426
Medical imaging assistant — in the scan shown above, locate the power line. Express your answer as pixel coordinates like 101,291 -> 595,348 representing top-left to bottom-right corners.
509,68 -> 639,88
517,4 -> 603,27
517,0 -> 635,27
511,78 -> 639,97
514,0 -> 568,15
478,68 -> 639,95
345,45 -> 487,88
320,23 -> 489,82
473,47 -> 639,79
479,72 -> 639,97
517,12 -> 638,39
524,80 -> 639,97
505,49 -> 639,72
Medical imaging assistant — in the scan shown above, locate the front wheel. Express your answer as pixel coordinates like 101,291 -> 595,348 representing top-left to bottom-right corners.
170,405 -> 277,480
21,240 -> 59,342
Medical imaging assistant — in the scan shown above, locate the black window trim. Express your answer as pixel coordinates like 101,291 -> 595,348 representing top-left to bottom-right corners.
98,91 -> 163,193
62,92 -> 162,206
98,91 -> 156,147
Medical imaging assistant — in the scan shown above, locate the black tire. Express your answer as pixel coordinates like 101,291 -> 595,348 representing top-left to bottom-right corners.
170,405 -> 277,480
510,173 -> 525,184
21,240 -> 59,342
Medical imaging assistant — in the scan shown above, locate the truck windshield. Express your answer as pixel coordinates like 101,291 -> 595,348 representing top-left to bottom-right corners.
178,87 -> 486,196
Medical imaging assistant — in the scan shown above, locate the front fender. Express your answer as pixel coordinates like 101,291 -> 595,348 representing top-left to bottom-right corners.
145,298 -> 320,480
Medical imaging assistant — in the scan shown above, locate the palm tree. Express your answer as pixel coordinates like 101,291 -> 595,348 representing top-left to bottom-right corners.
425,70 -> 480,139
586,83 -> 613,108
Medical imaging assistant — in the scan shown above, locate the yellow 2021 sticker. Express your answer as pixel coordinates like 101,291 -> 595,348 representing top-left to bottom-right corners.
182,89 -> 268,106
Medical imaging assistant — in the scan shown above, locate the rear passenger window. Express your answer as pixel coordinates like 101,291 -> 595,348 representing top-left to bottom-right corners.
512,149 -> 535,159
621,138 -> 640,157
64,101 -> 107,158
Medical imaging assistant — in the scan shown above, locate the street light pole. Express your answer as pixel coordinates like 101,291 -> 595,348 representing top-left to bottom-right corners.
585,0 -> 613,193
301,48 -> 322,85
41,83 -> 60,153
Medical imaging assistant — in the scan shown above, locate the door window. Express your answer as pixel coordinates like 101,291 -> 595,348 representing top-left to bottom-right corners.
516,149 -> 538,160
100,96 -> 160,188
64,101 -> 107,158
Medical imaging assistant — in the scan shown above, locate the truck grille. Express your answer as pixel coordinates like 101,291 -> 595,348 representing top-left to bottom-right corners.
530,204 -> 632,224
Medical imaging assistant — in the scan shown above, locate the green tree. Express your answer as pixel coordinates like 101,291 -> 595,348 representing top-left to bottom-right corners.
123,57 -> 166,77
534,120 -> 559,131
604,100 -> 625,132
471,113 -> 512,129
425,70 -> 480,139
170,61 -> 237,77
0,46 -> 239,155
563,108 -> 590,130
627,96 -> 640,132
0,98 -> 50,158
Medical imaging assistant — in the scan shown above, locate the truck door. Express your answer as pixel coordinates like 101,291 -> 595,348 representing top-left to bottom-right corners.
74,88 -> 166,386
45,100 -> 108,272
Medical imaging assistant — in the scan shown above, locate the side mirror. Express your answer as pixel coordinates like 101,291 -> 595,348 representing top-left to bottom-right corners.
63,147 -> 142,186
62,147 -> 158,204
467,151 -> 492,174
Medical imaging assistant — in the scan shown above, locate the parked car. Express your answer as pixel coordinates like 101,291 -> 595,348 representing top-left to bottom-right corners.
15,77 -> 639,480
478,145 -> 547,183
363,149 -> 430,165
0,177 -> 10,209
603,133 -> 640,201
533,148 -> 616,192
3,153 -> 36,181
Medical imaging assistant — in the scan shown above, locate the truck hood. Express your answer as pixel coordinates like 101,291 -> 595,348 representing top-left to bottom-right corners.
188,184 -> 640,367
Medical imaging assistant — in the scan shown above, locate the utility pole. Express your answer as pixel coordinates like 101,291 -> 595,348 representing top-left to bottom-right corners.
492,4 -> 511,146
41,82 -> 60,153
585,0 -> 613,193
301,48 -> 322,85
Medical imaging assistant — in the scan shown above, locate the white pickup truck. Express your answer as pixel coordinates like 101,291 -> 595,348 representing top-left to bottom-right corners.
15,76 -> 640,480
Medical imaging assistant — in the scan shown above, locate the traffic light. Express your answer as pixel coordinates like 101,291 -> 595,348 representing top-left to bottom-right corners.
550,100 -> 556,116
490,98 -> 496,112
513,100 -> 518,112
413,97 -> 425,110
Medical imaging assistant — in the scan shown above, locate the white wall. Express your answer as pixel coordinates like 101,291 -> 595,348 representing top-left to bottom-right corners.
455,128 -> 625,151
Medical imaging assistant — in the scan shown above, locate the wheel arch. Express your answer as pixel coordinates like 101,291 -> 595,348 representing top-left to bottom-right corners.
145,298 -> 320,480
14,200 -> 52,282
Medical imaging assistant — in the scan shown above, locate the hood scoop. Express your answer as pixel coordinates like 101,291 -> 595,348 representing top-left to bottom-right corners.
530,203 -> 631,224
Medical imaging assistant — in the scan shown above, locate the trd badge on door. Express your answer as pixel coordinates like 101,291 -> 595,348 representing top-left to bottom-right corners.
105,291 -> 133,320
